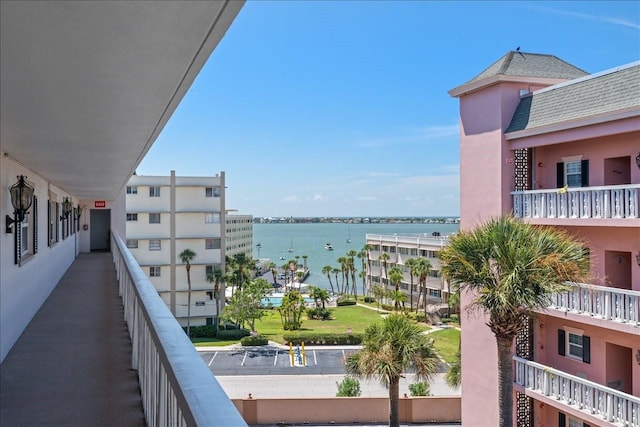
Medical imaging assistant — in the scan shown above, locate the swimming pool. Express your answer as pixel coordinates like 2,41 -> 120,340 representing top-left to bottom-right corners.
262,296 -> 315,307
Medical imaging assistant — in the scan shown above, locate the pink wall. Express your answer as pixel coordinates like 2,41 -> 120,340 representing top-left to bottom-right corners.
536,315 -> 640,397
533,132 -> 640,190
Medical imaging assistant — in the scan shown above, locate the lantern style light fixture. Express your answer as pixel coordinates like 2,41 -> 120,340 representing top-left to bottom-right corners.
6,175 -> 35,233
60,197 -> 73,220
74,204 -> 83,221
636,152 -> 640,170
636,251 -> 640,267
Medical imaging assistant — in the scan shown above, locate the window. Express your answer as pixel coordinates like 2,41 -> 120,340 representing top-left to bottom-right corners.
149,186 -> 160,197
126,240 -> 138,249
149,213 -> 160,224
559,413 -> 590,427
126,213 -> 138,221
557,158 -> 589,188
15,195 -> 38,265
205,213 -> 220,224
206,291 -> 214,300
48,194 -> 59,246
205,187 -> 221,197
149,239 -> 161,251
149,266 -> 161,277
205,238 -> 221,250
126,186 -> 137,194
558,329 -> 590,363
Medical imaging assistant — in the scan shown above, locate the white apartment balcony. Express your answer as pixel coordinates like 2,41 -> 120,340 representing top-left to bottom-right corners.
512,184 -> 640,225
545,283 -> 640,334
514,357 -> 640,426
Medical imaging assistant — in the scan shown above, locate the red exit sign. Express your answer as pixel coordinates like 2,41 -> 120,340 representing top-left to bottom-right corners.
94,201 -> 106,208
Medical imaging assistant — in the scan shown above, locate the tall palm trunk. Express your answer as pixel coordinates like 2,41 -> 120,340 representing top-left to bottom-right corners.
497,335 -> 514,427
389,376 -> 400,427
186,263 -> 191,337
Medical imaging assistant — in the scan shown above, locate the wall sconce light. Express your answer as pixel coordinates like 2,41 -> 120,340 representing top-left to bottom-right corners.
636,251 -> 640,267
60,197 -> 73,220
636,152 -> 640,170
6,175 -> 35,233
74,204 -> 83,221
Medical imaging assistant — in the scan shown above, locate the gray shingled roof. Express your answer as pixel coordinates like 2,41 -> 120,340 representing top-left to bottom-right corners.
506,63 -> 640,133
466,51 -> 588,84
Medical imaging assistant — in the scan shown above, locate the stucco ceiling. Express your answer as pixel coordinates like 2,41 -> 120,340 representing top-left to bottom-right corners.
1,1 -> 243,200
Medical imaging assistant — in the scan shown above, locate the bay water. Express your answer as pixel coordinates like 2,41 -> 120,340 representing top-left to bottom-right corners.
253,222 -> 459,292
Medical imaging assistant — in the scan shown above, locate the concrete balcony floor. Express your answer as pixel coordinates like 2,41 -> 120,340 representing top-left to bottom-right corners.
0,252 -> 145,426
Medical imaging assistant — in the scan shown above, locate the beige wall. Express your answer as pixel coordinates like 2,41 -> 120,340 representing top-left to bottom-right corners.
232,396 -> 461,425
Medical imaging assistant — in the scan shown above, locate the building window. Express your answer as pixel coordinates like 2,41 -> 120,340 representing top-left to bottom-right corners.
206,291 -> 214,300
149,213 -> 160,224
205,238 -> 221,250
149,239 -> 161,251
205,187 -> 221,197
126,213 -> 138,221
149,186 -> 160,197
126,186 -> 138,194
149,266 -> 161,277
557,158 -> 589,188
558,329 -> 590,364
205,212 -> 220,224
126,240 -> 138,249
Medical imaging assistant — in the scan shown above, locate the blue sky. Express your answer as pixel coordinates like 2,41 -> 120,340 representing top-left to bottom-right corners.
136,1 -> 640,218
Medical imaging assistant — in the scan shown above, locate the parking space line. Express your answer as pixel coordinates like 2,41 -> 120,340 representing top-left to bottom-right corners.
274,350 -> 278,366
208,352 -> 218,367
313,350 -> 317,365
241,351 -> 248,366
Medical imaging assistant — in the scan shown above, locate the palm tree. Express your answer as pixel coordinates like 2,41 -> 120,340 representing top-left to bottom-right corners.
404,258 -> 417,311
445,341 -> 461,389
179,249 -> 196,337
387,289 -> 408,313
388,266 -> 404,311
378,252 -> 390,293
357,245 -> 371,297
268,262 -> 278,287
439,216 -> 589,427
346,314 -> 439,427
332,268 -> 341,294
206,267 -> 224,332
347,249 -> 358,298
337,256 -> 347,295
302,254 -> 308,270
414,258 -> 432,313
322,265 -> 335,294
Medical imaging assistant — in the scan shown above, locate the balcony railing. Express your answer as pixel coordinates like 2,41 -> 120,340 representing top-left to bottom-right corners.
111,233 -> 247,427
549,283 -> 640,327
512,184 -> 639,220
514,357 -> 640,426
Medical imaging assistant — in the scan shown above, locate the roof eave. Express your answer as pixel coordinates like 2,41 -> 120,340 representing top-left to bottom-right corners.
448,75 -> 569,98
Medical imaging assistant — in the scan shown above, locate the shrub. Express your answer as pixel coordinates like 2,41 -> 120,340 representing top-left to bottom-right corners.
380,303 -> 394,311
216,328 -> 250,340
241,335 -> 268,346
186,325 -> 217,338
363,296 -> 375,303
408,382 -> 430,396
336,377 -> 361,397
306,307 -> 333,320
337,299 -> 356,307
283,332 -> 363,346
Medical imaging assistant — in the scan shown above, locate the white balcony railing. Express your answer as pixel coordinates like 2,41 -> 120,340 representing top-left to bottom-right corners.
111,233 -> 247,427
514,357 -> 640,426
512,184 -> 640,220
549,283 -> 640,327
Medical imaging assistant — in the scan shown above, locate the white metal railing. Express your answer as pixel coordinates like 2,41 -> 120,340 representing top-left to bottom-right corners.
514,357 -> 640,426
111,233 -> 247,427
549,283 -> 640,327
512,184 -> 640,220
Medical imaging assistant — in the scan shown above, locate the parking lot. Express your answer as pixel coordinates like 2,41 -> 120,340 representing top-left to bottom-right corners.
200,345 -> 361,376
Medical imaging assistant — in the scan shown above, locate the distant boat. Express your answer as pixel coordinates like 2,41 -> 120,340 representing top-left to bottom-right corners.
346,226 -> 351,243
325,243 -> 334,251
256,242 -> 261,248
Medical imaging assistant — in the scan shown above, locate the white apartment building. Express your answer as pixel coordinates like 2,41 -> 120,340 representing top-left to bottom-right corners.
366,233 -> 450,308
125,171 -> 226,327
225,213 -> 253,259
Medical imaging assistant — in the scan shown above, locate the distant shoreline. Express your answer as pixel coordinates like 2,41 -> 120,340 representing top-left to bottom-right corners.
254,216 -> 460,224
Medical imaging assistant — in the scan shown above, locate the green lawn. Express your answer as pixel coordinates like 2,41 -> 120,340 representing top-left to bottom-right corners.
192,305 -> 433,347
428,328 -> 460,364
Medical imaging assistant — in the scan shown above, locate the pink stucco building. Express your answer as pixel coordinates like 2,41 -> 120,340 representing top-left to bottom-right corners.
449,52 -> 640,426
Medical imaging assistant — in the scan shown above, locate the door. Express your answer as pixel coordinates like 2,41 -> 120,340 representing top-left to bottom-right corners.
90,209 -> 111,252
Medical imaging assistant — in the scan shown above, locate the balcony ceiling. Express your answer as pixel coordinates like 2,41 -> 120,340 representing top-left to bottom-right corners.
0,1 -> 243,200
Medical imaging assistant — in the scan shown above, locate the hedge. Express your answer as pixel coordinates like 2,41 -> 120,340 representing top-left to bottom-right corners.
216,328 -> 251,340
241,335 -> 269,346
283,332 -> 363,345
337,300 -> 356,307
